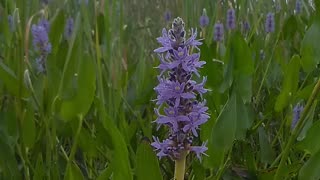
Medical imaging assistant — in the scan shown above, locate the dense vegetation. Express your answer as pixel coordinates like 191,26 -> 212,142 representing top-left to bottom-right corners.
0,0 -> 320,179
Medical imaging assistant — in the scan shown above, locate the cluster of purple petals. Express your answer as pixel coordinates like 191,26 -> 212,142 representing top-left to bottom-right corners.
152,17 -> 209,161
164,10 -> 172,22
295,0 -> 302,14
199,9 -> 209,28
64,17 -> 74,39
213,22 -> 224,42
265,13 -> 275,33
226,8 -> 236,30
291,104 -> 303,130
31,18 -> 51,73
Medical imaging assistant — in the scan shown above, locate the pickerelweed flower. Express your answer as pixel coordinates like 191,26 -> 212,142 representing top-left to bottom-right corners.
164,10 -> 172,22
39,18 -> 50,33
291,104 -> 304,130
226,8 -> 236,30
295,0 -> 302,14
31,19 -> 51,73
213,22 -> 224,42
199,9 -> 209,28
265,12 -> 275,33
243,20 -> 250,32
152,17 -> 209,162
64,17 -> 74,39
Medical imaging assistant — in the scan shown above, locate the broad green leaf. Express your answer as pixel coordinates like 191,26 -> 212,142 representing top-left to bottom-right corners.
49,9 -> 65,55
299,149 -> 320,180
192,161 -> 206,180
220,32 -> 253,92
22,104 -> 36,148
226,32 -> 254,76
211,94 -> 236,150
275,55 -> 300,112
78,128 -> 98,157
0,61 -> 29,97
0,131 -> 21,179
282,15 -> 298,40
200,43 -> 223,89
258,127 -> 275,164
0,13 -> 12,46
211,92 -> 252,150
64,162 -> 84,180
136,141 -> 162,180
33,155 -> 45,180
300,19 -> 320,72
296,120 -> 320,154
235,74 -> 252,105
59,54 -> 96,121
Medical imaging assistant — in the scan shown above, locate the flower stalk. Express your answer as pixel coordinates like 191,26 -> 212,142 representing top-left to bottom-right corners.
174,151 -> 187,180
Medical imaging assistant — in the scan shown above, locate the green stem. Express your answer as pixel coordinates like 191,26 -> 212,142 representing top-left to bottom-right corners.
215,149 -> 232,180
174,151 -> 187,180
274,78 -> 320,180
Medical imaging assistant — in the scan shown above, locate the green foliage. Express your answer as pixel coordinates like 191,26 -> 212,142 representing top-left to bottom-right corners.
0,0 -> 319,179
136,141 -> 162,180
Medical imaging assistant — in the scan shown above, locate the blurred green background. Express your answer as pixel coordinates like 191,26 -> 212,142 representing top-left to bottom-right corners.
0,0 -> 320,179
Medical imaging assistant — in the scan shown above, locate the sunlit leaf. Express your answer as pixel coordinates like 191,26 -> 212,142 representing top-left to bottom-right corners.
136,141 -> 162,180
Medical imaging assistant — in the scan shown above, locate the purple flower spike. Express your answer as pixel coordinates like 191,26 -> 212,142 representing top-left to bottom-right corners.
213,22 -> 224,42
164,10 -> 172,22
265,12 -> 275,33
32,24 -> 51,55
295,0 -> 302,14
243,20 -> 250,32
152,17 -> 209,161
199,9 -> 209,28
226,8 -> 236,30
32,19 -> 51,73
291,104 -> 304,130
65,17 -> 74,39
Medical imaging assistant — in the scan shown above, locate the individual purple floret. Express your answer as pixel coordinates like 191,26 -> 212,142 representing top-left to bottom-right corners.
226,8 -> 236,30
265,12 -> 275,33
32,19 -> 51,73
199,9 -> 209,28
164,10 -> 172,22
213,22 -> 224,42
291,104 -> 304,130
64,17 -> 74,39
295,0 -> 302,14
152,17 -> 209,161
